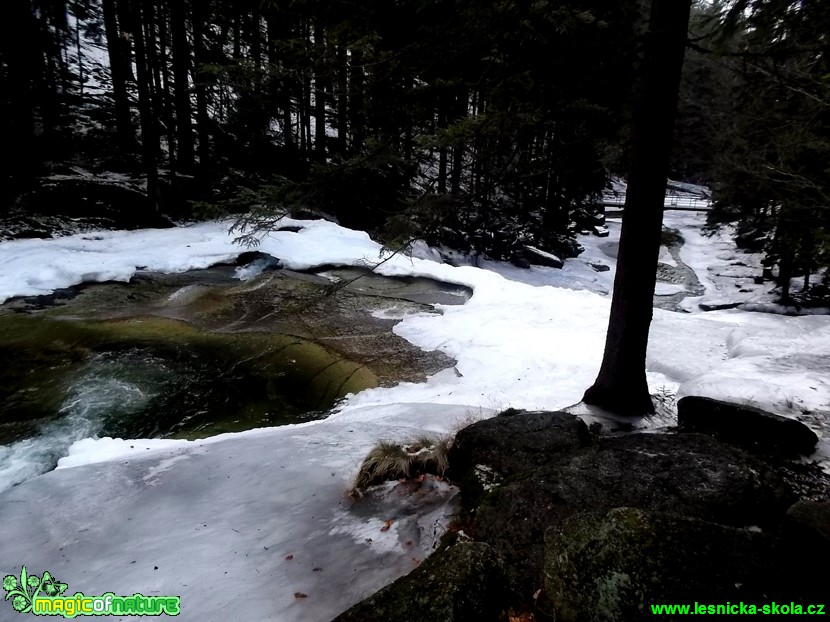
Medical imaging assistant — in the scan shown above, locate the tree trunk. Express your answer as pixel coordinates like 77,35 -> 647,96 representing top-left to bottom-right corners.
314,21 -> 326,161
349,48 -> 364,152
191,0 -> 210,177
171,0 -> 194,172
102,0 -> 135,151
450,87 -> 467,194
128,0 -> 160,213
336,43 -> 348,155
583,0 -> 692,416
2,0 -> 38,200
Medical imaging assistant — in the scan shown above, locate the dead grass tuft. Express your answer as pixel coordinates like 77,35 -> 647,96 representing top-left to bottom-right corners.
351,434 -> 453,495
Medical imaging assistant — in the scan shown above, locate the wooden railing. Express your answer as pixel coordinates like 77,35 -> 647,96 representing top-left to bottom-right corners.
601,194 -> 712,211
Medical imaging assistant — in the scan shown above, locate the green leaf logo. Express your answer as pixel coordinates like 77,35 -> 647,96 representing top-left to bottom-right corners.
3,566 -> 36,614
2,566 -> 65,614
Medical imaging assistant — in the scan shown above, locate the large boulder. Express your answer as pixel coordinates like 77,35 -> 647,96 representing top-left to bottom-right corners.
332,542 -> 512,622
677,396 -> 819,457
544,507 -> 777,622
777,501 -> 830,599
448,410 -> 592,480
520,245 -> 564,269
472,432 -> 794,588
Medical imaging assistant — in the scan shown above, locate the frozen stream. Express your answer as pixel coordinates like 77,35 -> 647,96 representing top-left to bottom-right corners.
0,212 -> 828,620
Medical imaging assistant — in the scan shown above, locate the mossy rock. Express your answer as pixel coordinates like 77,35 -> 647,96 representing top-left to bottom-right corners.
333,542 -> 513,622
544,507 -> 776,622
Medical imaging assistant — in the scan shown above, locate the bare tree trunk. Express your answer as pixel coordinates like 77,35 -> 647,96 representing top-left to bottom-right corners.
2,0 -> 38,200
102,0 -> 135,151
349,48 -> 364,152
128,0 -> 160,213
314,20 -> 326,161
192,0 -> 210,177
171,0 -> 194,172
583,0 -> 693,416
336,43 -> 348,155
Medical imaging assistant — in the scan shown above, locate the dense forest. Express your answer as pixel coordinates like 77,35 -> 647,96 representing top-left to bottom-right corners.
0,0 -> 828,302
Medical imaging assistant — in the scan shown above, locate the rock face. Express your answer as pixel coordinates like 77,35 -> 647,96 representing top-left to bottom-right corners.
448,410 -> 592,480
677,396 -> 819,457
544,508 -> 776,622
777,500 -> 830,600
471,431 -> 793,587
341,410 -> 828,621
332,542 -> 512,622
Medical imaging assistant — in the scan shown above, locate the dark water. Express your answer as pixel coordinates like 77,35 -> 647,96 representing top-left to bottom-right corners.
0,344 -> 328,492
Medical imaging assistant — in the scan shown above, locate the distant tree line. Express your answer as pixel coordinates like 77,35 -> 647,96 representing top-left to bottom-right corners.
0,0 -> 828,292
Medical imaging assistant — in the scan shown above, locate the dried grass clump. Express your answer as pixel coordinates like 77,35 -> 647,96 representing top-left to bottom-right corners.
351,435 -> 452,495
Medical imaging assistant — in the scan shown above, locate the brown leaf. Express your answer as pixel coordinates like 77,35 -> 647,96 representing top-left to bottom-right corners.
294,592 -> 308,599
380,519 -> 393,532
285,554 -> 294,561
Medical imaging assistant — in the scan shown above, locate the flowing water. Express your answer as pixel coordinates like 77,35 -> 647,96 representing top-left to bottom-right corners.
0,264 -> 462,493
0,351 -> 161,491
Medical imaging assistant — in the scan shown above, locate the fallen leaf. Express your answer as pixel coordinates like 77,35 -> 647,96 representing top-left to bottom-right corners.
293,592 -> 308,599
380,519 -> 393,532
312,567 -> 323,572
285,555 -> 294,561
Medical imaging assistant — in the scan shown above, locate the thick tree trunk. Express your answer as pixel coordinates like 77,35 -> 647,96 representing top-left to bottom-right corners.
2,0 -> 38,200
102,0 -> 135,152
266,8 -> 295,152
128,0 -> 160,213
583,0 -> 692,416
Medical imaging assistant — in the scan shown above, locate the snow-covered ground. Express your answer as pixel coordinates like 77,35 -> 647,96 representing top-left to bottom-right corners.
1,210 -> 828,621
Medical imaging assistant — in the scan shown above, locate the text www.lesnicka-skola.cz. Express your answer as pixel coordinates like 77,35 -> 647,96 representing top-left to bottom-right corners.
650,602 -> 826,616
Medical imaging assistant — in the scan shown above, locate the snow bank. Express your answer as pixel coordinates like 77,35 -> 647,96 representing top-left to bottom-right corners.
1,211 -> 828,621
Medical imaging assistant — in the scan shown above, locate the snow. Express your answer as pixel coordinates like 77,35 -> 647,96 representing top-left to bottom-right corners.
1,209 -> 829,620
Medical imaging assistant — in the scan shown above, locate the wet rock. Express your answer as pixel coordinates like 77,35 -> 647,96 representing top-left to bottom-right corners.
472,432 -> 793,587
520,245 -> 564,269
544,507 -> 776,622
786,499 -> 830,537
448,410 -> 591,481
234,250 -> 281,268
588,261 -> 610,272
332,542 -> 512,622
677,396 -> 819,457
698,300 -> 741,311
776,501 -> 830,600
